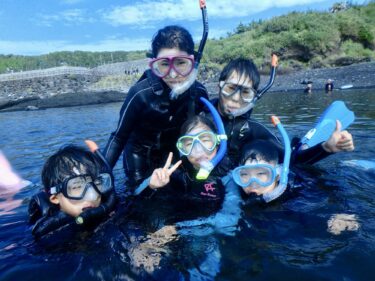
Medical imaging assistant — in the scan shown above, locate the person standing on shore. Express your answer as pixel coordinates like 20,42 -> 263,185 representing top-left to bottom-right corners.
103,26 -> 208,192
325,79 -> 334,92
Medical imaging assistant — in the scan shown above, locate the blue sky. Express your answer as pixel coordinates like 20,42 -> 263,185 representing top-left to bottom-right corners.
0,0 -> 368,56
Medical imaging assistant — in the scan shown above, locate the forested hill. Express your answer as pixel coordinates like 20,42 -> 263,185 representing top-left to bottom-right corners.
1,1 -> 374,74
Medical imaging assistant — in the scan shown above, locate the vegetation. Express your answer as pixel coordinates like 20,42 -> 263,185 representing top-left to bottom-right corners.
0,1 -> 374,74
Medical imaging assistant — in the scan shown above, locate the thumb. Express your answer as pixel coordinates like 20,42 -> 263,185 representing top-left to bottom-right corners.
334,120 -> 342,133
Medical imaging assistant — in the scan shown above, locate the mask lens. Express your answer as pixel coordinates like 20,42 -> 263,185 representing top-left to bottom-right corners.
66,175 -> 93,199
233,164 -> 275,188
177,131 -> 217,156
94,173 -> 113,193
150,58 -> 171,77
172,57 -> 193,76
221,83 -> 255,103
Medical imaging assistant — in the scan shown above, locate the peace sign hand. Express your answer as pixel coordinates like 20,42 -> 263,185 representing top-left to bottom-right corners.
149,152 -> 182,189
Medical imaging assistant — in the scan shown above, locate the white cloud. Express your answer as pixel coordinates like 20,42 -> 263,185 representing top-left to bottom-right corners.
0,38 -> 150,56
36,9 -> 95,27
103,0 -> 327,26
60,0 -> 85,5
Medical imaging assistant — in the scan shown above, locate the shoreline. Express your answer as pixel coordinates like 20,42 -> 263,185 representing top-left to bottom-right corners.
1,61 -> 374,113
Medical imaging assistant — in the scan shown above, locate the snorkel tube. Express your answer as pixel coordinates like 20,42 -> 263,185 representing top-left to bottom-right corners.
196,97 -> 227,180
262,116 -> 291,203
228,53 -> 278,117
74,140 -> 116,225
170,0 -> 208,99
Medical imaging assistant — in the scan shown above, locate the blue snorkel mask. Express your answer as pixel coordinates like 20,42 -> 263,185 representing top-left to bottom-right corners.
176,97 -> 228,180
232,116 -> 291,202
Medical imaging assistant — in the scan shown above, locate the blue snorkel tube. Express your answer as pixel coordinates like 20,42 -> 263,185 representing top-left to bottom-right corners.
169,0 -> 208,99
262,116 -> 291,203
196,97 -> 228,180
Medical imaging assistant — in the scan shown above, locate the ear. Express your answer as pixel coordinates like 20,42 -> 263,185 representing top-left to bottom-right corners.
49,194 -> 60,205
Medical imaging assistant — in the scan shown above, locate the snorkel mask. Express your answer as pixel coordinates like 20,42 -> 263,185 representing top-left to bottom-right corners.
223,53 -> 278,118
168,0 -> 208,99
232,116 -> 291,202
176,97 -> 227,180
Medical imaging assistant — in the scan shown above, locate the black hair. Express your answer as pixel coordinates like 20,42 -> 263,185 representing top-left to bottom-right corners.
41,145 -> 103,193
219,58 -> 260,90
180,115 -> 216,136
240,140 -> 279,165
151,25 -> 195,58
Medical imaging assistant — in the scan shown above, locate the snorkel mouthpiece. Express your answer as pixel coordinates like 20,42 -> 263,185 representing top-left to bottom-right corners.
170,0 -> 208,100
262,116 -> 291,203
196,97 -> 227,180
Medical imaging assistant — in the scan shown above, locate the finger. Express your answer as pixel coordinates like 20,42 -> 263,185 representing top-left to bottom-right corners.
156,169 -> 163,182
334,120 -> 342,133
168,160 -> 182,176
163,152 -> 173,170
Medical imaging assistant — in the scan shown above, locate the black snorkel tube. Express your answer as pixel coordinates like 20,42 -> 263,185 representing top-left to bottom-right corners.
74,140 -> 116,225
169,0 -> 209,99
196,97 -> 227,180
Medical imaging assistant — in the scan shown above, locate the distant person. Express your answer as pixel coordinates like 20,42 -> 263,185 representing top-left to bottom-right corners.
103,25 -> 208,193
304,81 -> 313,93
325,79 -> 334,92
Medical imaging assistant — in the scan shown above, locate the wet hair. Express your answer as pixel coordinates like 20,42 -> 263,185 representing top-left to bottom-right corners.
240,140 -> 279,165
180,115 -> 216,136
42,145 -> 103,193
219,58 -> 260,90
151,25 -> 195,58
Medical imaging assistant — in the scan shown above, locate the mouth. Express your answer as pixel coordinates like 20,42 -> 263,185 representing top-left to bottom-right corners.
82,205 -> 95,212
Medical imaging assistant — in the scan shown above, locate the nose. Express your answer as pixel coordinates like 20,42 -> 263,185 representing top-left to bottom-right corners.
230,89 -> 241,102
190,141 -> 205,156
83,184 -> 100,201
169,68 -> 178,78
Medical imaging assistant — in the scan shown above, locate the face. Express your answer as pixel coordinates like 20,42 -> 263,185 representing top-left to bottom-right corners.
156,48 -> 193,89
185,123 -> 217,170
218,71 -> 254,116
49,166 -> 101,217
241,159 -> 278,196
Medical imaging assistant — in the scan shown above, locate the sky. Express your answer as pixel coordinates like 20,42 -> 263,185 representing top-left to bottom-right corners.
0,0 -> 369,56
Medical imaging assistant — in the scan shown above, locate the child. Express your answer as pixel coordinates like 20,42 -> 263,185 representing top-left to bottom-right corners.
209,58 -> 354,168
103,25 -> 208,192
134,115 -> 229,205
28,145 -> 116,238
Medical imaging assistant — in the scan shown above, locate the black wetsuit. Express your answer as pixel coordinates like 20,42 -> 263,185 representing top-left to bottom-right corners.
103,70 -> 209,190
208,98 -> 331,168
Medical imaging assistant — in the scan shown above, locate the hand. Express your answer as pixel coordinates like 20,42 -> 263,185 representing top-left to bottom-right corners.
149,152 -> 182,189
322,120 -> 355,153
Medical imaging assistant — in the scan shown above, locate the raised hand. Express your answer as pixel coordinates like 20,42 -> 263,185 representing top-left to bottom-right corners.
149,152 -> 182,189
323,120 -> 355,153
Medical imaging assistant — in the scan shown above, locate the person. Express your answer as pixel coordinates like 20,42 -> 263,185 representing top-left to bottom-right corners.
325,79 -> 334,92
103,25 -> 208,192
134,115 -> 229,206
28,145 -> 116,238
304,80 -> 313,93
209,58 -> 354,168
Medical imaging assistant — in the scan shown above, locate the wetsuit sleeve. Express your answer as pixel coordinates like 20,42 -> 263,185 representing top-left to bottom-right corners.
291,138 -> 332,165
103,86 -> 145,168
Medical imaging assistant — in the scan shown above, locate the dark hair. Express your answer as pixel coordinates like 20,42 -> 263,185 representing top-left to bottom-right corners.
151,25 -> 194,58
180,115 -> 216,136
41,145 -> 103,193
240,140 -> 279,165
219,58 -> 260,90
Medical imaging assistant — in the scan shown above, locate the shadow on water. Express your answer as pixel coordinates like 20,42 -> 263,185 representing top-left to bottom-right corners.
0,89 -> 374,280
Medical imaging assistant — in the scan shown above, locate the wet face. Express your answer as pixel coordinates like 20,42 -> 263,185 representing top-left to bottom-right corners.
49,166 -> 101,217
157,48 -> 193,90
241,158 -> 278,196
218,71 -> 254,116
185,123 -> 217,170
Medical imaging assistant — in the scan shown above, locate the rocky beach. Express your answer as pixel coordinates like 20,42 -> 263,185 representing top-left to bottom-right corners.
0,61 -> 374,112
